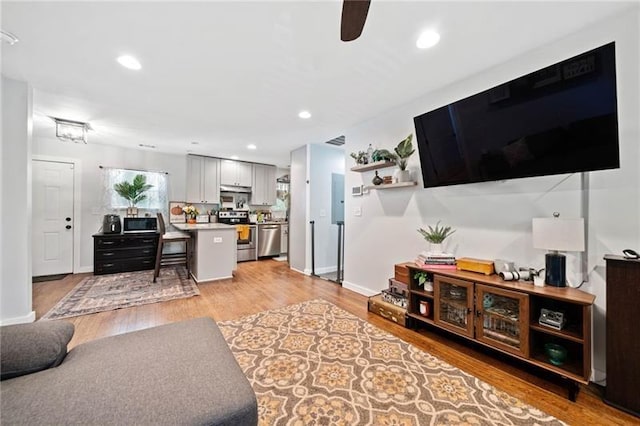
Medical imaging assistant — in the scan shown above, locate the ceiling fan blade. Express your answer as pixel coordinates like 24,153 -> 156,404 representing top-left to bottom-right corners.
341,0 -> 371,42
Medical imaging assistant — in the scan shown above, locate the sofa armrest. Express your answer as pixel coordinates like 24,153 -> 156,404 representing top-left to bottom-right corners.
0,320 -> 74,380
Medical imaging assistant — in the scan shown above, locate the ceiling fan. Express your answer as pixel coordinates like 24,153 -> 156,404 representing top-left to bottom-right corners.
341,0 -> 371,42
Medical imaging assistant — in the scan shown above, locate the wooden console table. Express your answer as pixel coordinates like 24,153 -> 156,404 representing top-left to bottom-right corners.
405,264 -> 595,401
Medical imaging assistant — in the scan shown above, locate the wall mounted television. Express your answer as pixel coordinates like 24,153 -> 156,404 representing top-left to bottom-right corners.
413,42 -> 619,189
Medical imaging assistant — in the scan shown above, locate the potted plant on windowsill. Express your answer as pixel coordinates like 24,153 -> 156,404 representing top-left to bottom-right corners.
114,174 -> 153,217
418,221 -> 455,254
394,134 -> 415,183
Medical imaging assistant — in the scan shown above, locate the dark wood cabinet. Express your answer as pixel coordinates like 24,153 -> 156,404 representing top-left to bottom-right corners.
604,255 -> 640,417
406,265 -> 594,400
93,233 -> 159,275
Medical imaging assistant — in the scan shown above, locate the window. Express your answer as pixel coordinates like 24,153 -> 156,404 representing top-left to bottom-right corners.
102,168 -> 168,211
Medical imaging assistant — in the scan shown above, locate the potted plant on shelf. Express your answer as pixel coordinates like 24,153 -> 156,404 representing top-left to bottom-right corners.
394,134 -> 415,182
418,221 -> 455,253
113,174 -> 153,217
413,271 -> 434,292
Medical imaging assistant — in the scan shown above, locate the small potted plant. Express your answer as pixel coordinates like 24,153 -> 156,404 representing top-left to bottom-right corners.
113,174 -> 153,217
413,271 -> 434,292
394,134 -> 415,182
350,151 -> 369,165
418,221 -> 455,253
182,205 -> 199,224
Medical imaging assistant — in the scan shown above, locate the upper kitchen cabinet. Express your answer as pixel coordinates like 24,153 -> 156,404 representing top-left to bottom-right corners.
251,164 -> 277,206
186,155 -> 220,204
221,160 -> 252,187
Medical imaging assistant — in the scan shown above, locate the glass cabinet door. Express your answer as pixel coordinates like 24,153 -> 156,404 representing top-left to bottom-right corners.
434,276 -> 474,337
475,284 -> 529,357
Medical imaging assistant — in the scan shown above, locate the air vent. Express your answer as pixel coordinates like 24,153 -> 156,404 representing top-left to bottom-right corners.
326,135 -> 345,146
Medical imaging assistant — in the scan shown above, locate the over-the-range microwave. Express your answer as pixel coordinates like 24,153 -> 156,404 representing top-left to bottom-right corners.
123,217 -> 158,233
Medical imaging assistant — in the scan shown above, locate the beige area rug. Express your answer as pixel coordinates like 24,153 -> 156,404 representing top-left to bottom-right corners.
41,267 -> 199,320
220,299 -> 565,426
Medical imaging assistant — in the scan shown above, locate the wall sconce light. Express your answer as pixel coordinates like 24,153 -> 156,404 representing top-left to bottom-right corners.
51,117 -> 91,144
532,212 -> 585,287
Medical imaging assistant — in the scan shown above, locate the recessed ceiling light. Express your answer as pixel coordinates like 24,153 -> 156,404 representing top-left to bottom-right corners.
1,30 -> 19,45
116,55 -> 142,70
191,141 -> 199,145
247,144 -> 257,150
231,155 -> 239,160
416,30 -> 440,49
298,110 -> 312,119
138,143 -> 156,149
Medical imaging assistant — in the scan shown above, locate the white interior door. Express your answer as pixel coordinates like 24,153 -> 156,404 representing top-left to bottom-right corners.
32,160 -> 74,276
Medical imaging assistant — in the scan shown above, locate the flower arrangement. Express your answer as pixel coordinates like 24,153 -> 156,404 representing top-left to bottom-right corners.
182,205 -> 199,219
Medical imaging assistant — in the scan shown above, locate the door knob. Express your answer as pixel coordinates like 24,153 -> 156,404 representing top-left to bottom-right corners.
65,225 -> 72,229
65,217 -> 72,221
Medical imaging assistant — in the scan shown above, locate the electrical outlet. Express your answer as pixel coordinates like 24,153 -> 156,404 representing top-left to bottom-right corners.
354,207 -> 362,217
214,237 -> 223,243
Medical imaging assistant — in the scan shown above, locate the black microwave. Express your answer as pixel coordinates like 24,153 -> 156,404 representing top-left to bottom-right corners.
123,217 -> 158,233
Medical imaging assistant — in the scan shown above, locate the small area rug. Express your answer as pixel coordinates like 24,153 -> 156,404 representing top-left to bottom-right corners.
41,267 -> 199,320
220,299 -> 564,426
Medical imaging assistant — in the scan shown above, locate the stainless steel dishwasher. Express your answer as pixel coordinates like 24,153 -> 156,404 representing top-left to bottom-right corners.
258,224 -> 281,257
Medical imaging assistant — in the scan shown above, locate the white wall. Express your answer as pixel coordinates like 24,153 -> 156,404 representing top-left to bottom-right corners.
32,135 -> 187,272
289,145 -> 308,273
309,144 -> 345,274
343,9 -> 639,382
1,76 -> 35,324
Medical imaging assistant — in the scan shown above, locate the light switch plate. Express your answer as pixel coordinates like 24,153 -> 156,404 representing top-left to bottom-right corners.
354,207 -> 362,217
214,237 -> 223,243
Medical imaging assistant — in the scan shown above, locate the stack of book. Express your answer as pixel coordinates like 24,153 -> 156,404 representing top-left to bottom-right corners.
414,251 -> 457,270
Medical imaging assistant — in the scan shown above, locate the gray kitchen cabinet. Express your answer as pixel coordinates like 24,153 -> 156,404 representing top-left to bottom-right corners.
221,159 -> 252,187
251,164 -> 276,206
186,155 -> 220,204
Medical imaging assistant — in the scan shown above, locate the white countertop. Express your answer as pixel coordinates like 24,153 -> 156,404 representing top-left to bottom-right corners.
172,223 -> 236,231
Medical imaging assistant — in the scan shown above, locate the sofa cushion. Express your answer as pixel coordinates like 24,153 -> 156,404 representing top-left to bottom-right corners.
0,320 -> 74,380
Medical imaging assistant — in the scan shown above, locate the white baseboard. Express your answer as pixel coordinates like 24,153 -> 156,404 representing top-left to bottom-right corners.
342,280 -> 379,297
291,267 -> 310,276
314,266 -> 337,275
76,266 -> 93,274
592,368 -> 606,384
0,310 -> 36,325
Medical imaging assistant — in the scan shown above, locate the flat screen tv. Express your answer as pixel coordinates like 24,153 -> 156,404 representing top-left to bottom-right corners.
413,42 -> 619,188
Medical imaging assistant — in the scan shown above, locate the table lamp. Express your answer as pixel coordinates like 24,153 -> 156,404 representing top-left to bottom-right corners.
532,213 -> 585,287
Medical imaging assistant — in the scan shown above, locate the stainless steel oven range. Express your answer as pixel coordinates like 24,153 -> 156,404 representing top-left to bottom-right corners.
217,211 -> 256,262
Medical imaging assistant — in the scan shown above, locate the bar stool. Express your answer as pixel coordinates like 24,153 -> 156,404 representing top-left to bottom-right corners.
153,213 -> 191,282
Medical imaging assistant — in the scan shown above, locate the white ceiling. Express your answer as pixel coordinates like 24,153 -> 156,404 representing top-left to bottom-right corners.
1,1 -> 634,167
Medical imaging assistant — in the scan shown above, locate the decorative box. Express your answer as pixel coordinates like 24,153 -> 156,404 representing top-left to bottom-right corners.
388,278 -> 408,298
456,257 -> 495,275
381,289 -> 407,308
394,262 -> 413,285
368,294 -> 406,327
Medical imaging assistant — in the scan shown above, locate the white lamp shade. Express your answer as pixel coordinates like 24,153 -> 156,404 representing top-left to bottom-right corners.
532,217 -> 585,252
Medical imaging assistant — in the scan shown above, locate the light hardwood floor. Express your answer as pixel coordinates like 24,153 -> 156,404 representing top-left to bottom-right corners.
33,260 -> 637,425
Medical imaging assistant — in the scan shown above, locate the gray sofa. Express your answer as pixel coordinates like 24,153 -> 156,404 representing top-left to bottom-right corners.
1,317 -> 258,425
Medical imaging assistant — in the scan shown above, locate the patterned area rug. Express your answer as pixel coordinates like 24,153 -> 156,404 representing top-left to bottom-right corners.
220,299 -> 565,426
41,267 -> 199,320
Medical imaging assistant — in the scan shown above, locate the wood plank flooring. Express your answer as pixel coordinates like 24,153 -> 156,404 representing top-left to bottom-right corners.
33,260 -> 637,425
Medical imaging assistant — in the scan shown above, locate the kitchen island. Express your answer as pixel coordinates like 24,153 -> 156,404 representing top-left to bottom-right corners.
172,223 -> 236,283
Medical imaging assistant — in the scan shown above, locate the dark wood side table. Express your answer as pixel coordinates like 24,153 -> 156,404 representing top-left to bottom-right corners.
603,255 -> 640,417
93,232 -> 159,275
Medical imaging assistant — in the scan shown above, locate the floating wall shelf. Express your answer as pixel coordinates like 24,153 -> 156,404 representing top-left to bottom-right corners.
350,161 -> 396,173
365,181 -> 417,190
